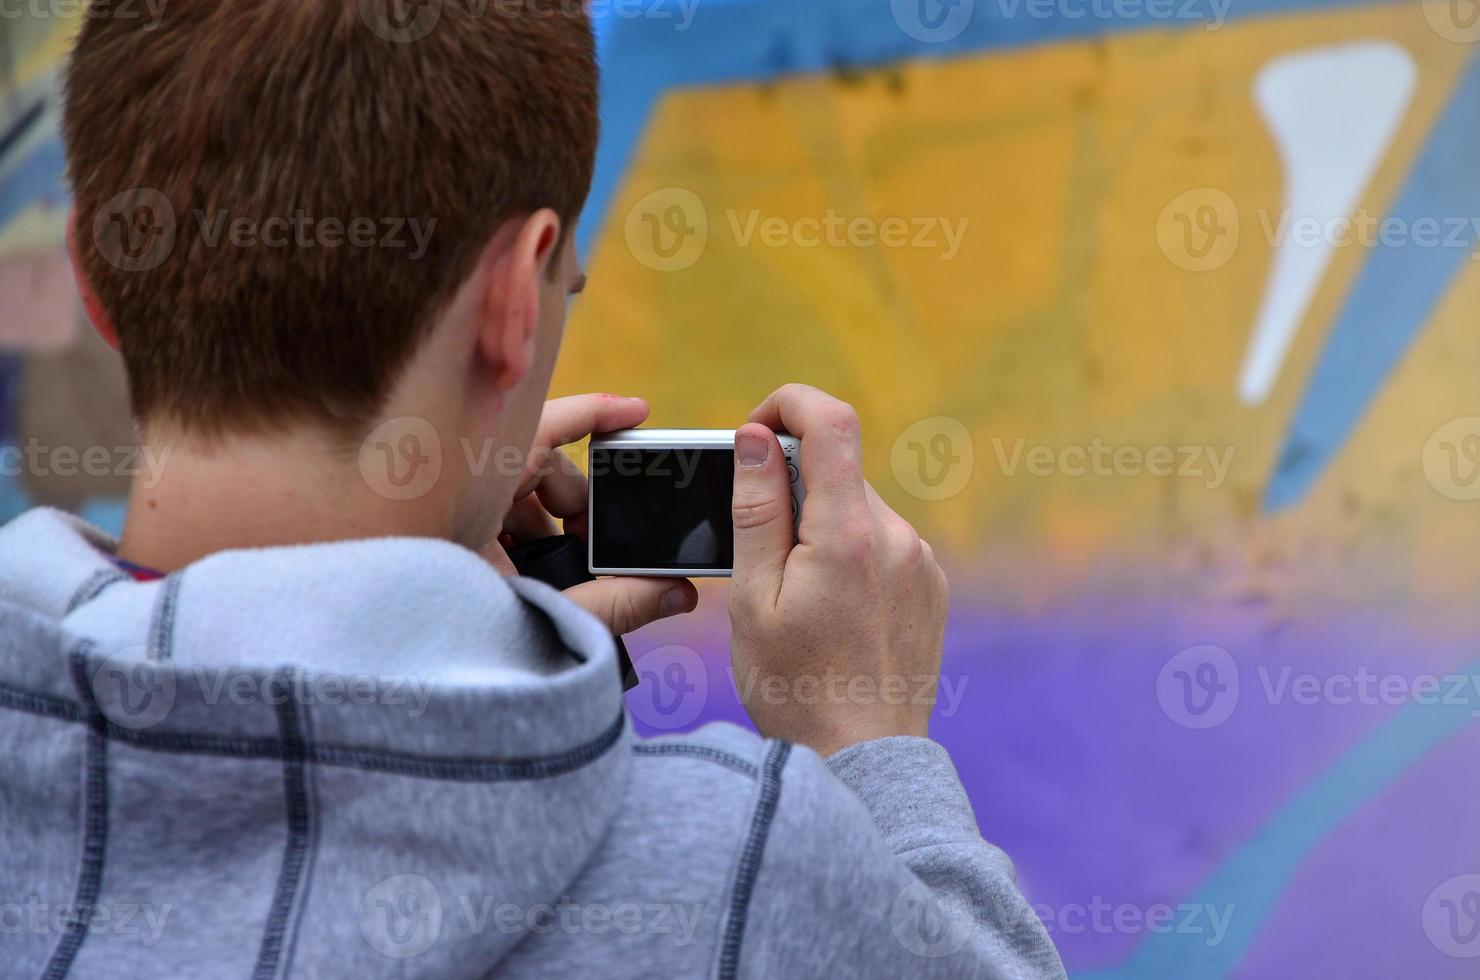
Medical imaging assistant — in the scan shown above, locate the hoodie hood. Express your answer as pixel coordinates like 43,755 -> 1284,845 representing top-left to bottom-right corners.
0,507 -> 634,975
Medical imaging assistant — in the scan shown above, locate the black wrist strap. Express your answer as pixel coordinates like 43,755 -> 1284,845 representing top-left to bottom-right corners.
506,534 -> 638,691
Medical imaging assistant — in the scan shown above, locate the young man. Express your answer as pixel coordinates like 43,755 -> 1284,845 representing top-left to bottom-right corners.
0,2 -> 1065,978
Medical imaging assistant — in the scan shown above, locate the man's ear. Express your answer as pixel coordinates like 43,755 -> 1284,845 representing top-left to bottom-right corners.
66,209 -> 121,351
477,209 -> 562,396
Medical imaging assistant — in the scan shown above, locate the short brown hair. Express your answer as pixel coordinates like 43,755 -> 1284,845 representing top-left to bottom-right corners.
65,0 -> 598,437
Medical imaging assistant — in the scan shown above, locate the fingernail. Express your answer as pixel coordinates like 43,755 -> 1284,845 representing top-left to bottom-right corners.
660,587 -> 690,617
736,432 -> 769,468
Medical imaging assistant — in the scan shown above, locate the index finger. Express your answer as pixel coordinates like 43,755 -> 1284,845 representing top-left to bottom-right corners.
749,384 -> 868,529
517,394 -> 649,498
536,394 -> 649,450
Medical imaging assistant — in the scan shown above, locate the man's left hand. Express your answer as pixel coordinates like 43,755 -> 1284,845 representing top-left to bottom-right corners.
482,394 -> 699,634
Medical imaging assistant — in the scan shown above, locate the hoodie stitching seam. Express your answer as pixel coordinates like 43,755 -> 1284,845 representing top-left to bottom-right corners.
0,677 -> 626,781
146,574 -> 183,662
716,740 -> 791,980
64,569 -> 128,616
632,744 -> 758,779
0,684 -> 82,722
279,699 -> 323,974
252,670 -> 311,980
40,644 -> 110,980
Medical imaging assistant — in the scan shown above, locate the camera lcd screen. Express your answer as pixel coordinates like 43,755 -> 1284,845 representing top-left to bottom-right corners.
590,447 -> 734,572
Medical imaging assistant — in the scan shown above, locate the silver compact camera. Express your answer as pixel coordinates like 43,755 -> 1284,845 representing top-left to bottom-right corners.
588,429 -> 805,577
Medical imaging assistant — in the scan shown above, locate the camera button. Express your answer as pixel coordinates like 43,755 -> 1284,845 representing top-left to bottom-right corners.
786,462 -> 799,484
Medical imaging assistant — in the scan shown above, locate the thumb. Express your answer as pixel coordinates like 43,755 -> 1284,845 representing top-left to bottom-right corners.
731,423 -> 792,608
563,576 -> 698,635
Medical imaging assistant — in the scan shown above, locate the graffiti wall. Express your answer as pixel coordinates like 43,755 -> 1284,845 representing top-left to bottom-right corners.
5,2 -> 1480,976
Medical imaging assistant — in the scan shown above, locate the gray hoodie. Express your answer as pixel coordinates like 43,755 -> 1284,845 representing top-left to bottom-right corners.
0,508 -> 1065,979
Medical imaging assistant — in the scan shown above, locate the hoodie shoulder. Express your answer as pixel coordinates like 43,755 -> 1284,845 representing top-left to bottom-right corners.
0,508 -> 124,619
734,743 -> 1067,980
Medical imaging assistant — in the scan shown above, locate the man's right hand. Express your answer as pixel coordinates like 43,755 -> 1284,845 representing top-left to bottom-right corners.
729,384 -> 950,758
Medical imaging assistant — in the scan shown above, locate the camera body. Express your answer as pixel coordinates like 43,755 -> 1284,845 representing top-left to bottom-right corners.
588,429 -> 805,577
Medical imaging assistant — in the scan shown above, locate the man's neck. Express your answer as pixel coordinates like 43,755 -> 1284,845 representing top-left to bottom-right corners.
117,428 -> 457,573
